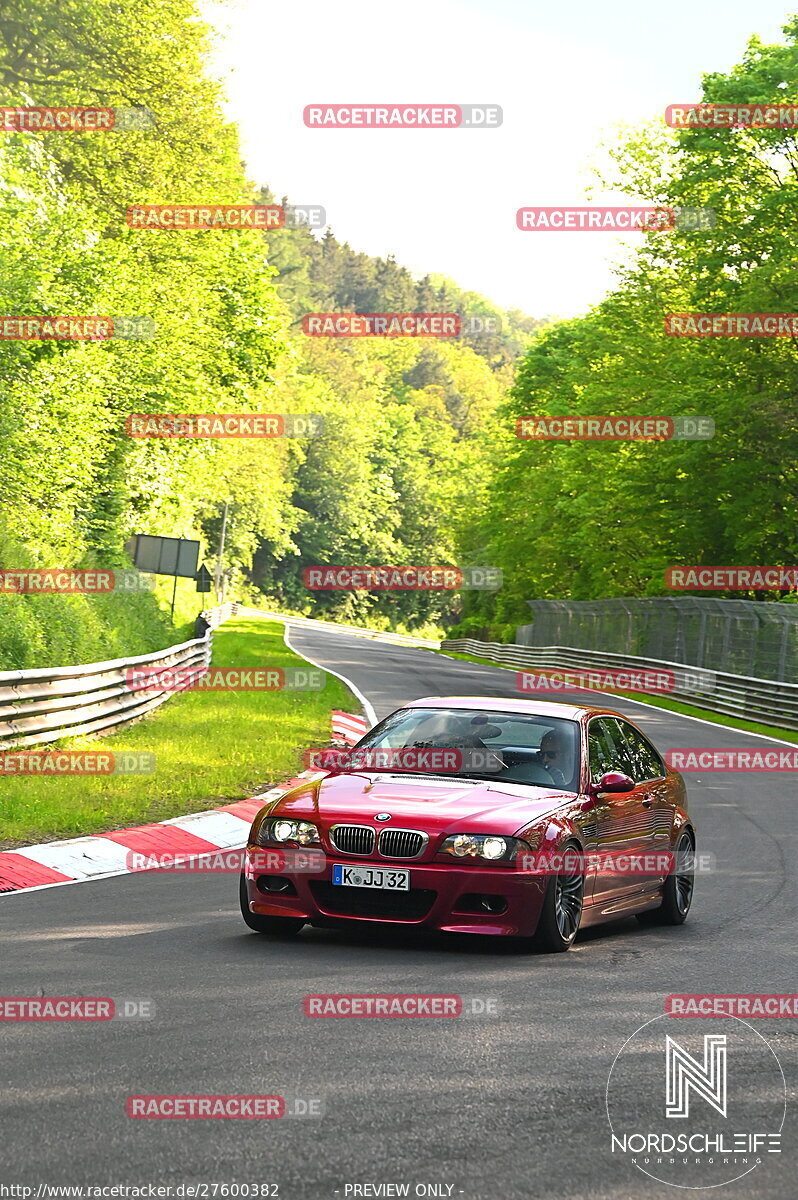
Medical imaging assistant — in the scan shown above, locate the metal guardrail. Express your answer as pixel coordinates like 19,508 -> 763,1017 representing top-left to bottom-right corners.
201,601 -> 239,631
442,638 -> 797,731
0,601 -> 239,751
244,607 -> 441,649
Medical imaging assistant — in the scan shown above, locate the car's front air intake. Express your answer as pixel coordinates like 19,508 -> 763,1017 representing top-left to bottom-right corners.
378,829 -> 427,859
329,824 -> 376,856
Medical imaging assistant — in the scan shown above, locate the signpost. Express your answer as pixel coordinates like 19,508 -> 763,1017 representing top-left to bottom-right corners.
126,534 -> 200,622
195,564 -> 212,593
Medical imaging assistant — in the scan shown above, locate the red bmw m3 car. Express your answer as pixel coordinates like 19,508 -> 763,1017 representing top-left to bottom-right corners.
239,697 -> 695,951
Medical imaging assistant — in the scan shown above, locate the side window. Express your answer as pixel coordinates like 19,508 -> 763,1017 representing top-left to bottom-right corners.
612,720 -> 664,782
587,718 -> 622,783
602,720 -> 637,778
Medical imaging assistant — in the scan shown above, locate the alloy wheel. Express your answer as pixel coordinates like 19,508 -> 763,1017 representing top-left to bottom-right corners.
554,866 -> 584,941
674,832 -> 695,914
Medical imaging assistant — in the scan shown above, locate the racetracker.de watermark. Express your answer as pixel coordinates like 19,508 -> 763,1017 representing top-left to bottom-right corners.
127,1095 -> 322,1119
666,994 -> 798,1017
515,667 -> 716,694
515,851 -> 712,876
303,746 -> 509,772
302,994 -> 500,1017
124,665 -> 324,694
665,749 -> 798,772
302,313 -> 459,337
301,313 -> 500,338
302,566 -> 502,590
127,1096 -> 279,1120
123,415 -> 321,439
0,751 -> 155,775
0,569 -> 154,593
666,103 -> 798,128
130,848 -> 327,874
125,414 -> 324,438
516,416 -> 714,441
666,566 -> 798,590
126,204 -> 325,230
0,316 -> 154,340
0,997 -> 153,1020
303,104 -> 501,128
666,313 -> 798,337
0,106 -> 155,131
516,207 -> 715,232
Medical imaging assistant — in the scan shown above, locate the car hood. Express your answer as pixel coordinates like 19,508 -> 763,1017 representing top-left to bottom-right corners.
269,771 -> 574,837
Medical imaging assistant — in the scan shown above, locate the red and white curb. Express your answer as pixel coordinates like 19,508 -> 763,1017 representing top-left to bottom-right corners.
0,710 -> 369,895
330,709 -> 371,743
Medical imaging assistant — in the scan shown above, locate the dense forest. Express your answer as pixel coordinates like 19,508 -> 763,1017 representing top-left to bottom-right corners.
0,0 -> 796,668
459,21 -> 798,634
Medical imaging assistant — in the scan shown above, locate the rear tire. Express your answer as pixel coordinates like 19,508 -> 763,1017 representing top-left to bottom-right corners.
534,842 -> 584,952
636,829 -> 694,926
239,874 -> 305,936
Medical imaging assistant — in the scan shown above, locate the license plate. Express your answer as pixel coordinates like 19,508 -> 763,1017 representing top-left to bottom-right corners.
332,863 -> 410,890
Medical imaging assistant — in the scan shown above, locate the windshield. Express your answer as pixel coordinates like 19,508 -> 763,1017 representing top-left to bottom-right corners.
350,707 -> 581,791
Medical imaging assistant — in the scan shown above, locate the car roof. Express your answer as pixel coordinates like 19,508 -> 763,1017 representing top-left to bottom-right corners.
403,695 -> 618,722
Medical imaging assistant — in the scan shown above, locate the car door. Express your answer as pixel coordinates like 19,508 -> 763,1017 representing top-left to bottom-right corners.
609,718 -> 673,890
585,716 -> 662,911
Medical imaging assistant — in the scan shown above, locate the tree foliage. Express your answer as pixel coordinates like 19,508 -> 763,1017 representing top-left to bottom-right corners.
458,18 -> 798,634
3,0 -> 792,662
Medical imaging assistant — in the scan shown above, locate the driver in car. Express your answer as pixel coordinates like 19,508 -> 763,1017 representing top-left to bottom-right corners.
537,728 -> 568,787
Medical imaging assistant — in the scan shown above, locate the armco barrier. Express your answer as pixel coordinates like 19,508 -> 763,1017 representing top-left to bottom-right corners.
441,639 -> 797,731
0,602 -> 239,750
242,607 -> 441,649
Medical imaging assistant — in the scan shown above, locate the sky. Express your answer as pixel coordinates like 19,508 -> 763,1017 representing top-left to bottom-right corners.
204,0 -> 795,319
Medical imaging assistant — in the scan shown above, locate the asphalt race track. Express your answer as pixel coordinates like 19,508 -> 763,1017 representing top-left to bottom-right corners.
1,622 -> 796,1199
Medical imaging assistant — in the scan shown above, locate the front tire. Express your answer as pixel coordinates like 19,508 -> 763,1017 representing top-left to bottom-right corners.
239,874 -> 305,936
534,842 -> 584,952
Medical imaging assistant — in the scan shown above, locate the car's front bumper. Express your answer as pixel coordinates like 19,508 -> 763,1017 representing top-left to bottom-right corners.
242,845 -> 547,937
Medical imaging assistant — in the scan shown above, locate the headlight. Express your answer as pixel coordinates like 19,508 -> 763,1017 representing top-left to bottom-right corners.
257,818 -> 320,847
450,834 -> 480,857
439,834 -> 524,863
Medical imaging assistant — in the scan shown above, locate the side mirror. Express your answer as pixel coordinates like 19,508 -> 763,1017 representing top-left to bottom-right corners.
596,771 -> 635,795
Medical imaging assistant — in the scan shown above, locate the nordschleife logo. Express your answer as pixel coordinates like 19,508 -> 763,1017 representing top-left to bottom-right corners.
665,1034 -> 727,1119
606,1015 -> 785,1189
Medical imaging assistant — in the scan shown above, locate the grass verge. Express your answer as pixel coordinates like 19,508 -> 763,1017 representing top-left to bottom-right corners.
435,649 -> 797,743
0,616 -> 356,848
